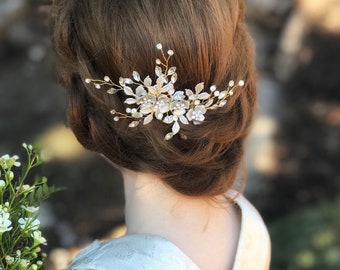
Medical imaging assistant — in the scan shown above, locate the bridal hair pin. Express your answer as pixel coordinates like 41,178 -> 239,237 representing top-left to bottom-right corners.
85,43 -> 245,140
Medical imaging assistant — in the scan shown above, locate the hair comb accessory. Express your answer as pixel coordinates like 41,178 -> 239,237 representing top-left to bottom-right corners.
85,43 -> 245,140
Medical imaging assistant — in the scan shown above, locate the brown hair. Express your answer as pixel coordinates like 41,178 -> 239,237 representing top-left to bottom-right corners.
51,0 -> 256,197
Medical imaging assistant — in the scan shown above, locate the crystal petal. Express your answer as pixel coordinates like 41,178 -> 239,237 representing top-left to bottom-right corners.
168,67 -> 176,75
197,105 -> 207,113
144,76 -> 152,87
219,91 -> 228,99
195,82 -> 204,94
198,115 -> 205,121
160,103 -> 170,113
107,88 -> 118,94
157,76 -> 166,88
155,66 -> 162,77
185,89 -> 194,97
163,115 -> 174,124
148,87 -> 157,96
128,121 -> 140,128
133,71 -> 141,81
172,121 -> 180,135
156,113 -> 163,120
219,100 -> 227,107
132,112 -> 143,118
171,73 -> 177,84
180,115 -> 189,125
161,83 -> 173,93
165,132 -> 174,140
136,85 -> 146,96
198,92 -> 210,100
119,77 -> 125,86
186,109 -> 193,121
124,87 -> 134,96
143,114 -> 153,125
140,107 -> 152,114
205,99 -> 214,108
124,78 -> 133,84
125,98 -> 137,104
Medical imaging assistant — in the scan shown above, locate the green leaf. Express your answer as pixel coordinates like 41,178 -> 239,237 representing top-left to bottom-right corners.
26,184 -> 65,207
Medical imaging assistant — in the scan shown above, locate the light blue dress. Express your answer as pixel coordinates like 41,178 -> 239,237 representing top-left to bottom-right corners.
67,194 -> 271,270
67,234 -> 200,270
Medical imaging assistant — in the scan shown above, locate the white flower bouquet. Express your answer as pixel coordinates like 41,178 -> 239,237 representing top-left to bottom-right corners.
0,143 -> 62,270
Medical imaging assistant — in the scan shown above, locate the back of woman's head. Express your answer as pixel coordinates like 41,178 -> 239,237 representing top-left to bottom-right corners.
51,0 -> 256,196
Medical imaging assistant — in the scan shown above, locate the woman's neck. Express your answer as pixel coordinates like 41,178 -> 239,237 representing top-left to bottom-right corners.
123,170 -> 222,235
122,169 -> 240,270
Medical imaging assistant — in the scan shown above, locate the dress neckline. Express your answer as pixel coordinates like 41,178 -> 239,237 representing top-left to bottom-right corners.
68,193 -> 271,270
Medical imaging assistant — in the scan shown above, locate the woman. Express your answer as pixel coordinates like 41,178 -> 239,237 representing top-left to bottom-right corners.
52,0 -> 271,269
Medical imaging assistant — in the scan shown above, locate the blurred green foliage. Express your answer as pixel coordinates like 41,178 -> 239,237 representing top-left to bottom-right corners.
270,201 -> 340,270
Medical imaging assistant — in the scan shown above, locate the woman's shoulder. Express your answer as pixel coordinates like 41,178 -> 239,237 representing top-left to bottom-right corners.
231,193 -> 271,270
67,234 -> 200,270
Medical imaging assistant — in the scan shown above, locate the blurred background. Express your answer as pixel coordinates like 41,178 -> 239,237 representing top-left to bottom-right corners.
0,0 -> 339,269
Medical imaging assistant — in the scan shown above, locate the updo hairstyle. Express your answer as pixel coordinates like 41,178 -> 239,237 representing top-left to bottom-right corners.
51,0 -> 256,197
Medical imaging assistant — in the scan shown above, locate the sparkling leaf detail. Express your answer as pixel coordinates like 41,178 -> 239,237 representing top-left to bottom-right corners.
107,88 -> 118,94
172,121 -> 180,135
140,107 -> 152,115
171,73 -> 178,84
129,121 -> 140,128
219,100 -> 227,107
155,66 -> 162,77
179,115 -> 189,125
195,83 -> 204,94
186,89 -> 194,97
165,132 -> 174,140
205,99 -> 214,108
133,71 -> 140,81
124,87 -> 134,96
143,114 -> 153,125
198,93 -> 210,100
124,78 -> 133,84
125,98 -> 137,104
132,112 -> 143,118
218,91 -> 228,99
119,77 -> 125,86
163,115 -> 174,124
144,76 -> 152,86
161,83 -> 173,93
168,67 -> 176,75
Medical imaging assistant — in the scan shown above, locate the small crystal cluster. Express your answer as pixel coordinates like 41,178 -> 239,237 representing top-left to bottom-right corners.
85,43 -> 245,140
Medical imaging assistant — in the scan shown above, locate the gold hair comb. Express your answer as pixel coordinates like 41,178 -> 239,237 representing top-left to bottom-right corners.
85,43 -> 244,140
